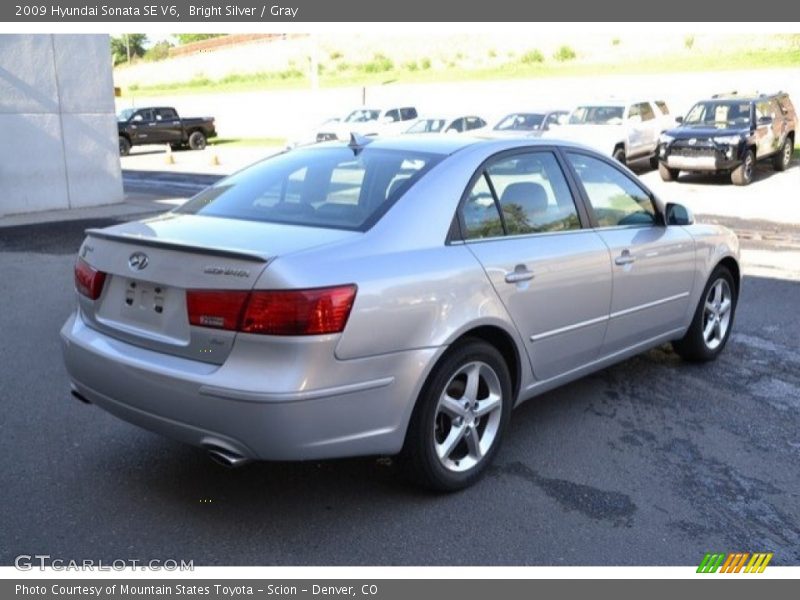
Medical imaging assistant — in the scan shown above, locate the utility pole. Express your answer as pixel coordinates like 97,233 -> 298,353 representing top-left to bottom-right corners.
125,33 -> 131,63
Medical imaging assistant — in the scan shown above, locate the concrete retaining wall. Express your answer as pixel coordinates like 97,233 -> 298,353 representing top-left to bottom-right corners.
0,34 -> 123,217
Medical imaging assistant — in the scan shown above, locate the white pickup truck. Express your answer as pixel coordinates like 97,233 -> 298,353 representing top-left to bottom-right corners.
544,99 -> 676,165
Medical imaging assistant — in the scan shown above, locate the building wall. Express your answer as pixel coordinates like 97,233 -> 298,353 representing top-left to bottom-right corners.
0,34 -> 123,217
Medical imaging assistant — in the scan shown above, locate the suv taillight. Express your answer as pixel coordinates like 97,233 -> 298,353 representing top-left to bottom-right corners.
186,285 -> 357,336
74,258 -> 107,300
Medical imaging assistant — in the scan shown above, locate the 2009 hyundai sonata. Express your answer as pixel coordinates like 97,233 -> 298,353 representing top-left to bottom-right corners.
61,135 -> 740,490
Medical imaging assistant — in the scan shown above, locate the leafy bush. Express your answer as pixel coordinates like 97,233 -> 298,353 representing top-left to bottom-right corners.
143,40 -> 172,62
360,53 -> 394,73
684,35 -> 695,50
420,57 -> 432,70
329,50 -> 343,60
553,45 -> 577,61
520,49 -> 544,64
488,48 -> 497,58
612,37 -> 621,46
403,60 -> 419,72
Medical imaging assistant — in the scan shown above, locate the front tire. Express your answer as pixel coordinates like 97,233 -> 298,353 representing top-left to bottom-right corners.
119,136 -> 131,156
188,131 -> 207,151
731,149 -> 754,186
400,339 -> 512,492
672,266 -> 737,362
773,137 -> 793,172
658,161 -> 679,181
613,146 -> 626,165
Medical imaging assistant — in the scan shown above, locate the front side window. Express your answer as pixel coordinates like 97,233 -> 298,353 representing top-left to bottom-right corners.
460,151 -> 581,240
384,109 -> 400,122
566,153 -> 655,228
400,107 -> 418,120
177,147 -> 442,231
447,118 -> 466,133
655,100 -> 670,115
344,109 -> 379,123
407,119 -> 446,133
638,102 -> 655,121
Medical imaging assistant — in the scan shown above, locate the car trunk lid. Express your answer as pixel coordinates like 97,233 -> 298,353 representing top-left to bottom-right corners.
77,213 -> 359,365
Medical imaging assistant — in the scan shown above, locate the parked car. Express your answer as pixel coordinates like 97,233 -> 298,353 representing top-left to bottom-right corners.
545,99 -> 675,165
489,110 -> 568,138
117,107 -> 217,156
62,136 -> 740,491
315,106 -> 419,141
405,114 -> 488,135
658,91 -> 796,186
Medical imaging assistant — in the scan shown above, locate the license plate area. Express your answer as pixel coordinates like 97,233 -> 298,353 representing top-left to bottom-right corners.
668,155 -> 717,169
95,276 -> 190,344
121,279 -> 169,325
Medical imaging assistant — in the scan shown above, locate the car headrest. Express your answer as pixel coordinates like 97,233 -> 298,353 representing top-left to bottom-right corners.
499,182 -> 548,214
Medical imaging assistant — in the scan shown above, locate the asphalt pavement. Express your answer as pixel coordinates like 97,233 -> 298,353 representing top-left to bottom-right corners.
2,180 -> 799,567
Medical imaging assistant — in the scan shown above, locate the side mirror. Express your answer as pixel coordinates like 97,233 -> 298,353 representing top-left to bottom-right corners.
675,116 -> 684,124
381,115 -> 395,124
758,115 -> 773,126
665,202 -> 693,226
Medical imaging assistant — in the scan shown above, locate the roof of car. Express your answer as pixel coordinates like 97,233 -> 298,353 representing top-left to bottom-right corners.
309,134 -> 590,156
708,91 -> 785,101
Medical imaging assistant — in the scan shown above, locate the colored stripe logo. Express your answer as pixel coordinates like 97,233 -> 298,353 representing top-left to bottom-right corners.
697,552 -> 773,573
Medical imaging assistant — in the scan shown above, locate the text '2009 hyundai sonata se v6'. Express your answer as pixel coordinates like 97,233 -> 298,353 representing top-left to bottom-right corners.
61,135 -> 740,490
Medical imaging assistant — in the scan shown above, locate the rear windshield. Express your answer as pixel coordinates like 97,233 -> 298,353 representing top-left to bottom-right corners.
176,146 -> 443,231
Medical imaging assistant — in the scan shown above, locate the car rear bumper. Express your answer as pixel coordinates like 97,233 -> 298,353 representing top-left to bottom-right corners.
60,311 -> 439,461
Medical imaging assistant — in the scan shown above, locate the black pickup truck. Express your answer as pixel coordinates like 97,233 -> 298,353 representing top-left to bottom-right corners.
117,106 -> 217,156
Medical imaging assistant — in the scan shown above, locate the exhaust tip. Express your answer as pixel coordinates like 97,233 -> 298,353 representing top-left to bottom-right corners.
202,443 -> 250,468
70,387 -> 91,404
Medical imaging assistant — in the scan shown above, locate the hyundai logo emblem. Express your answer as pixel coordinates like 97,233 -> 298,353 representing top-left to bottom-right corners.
688,138 -> 697,145
128,252 -> 149,271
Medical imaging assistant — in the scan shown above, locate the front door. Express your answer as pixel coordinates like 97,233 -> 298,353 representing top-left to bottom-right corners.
564,151 -> 696,357
459,149 -> 612,382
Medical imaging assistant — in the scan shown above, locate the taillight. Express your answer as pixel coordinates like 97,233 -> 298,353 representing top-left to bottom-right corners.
74,258 -> 107,300
242,286 -> 357,335
186,285 -> 357,336
186,290 -> 249,330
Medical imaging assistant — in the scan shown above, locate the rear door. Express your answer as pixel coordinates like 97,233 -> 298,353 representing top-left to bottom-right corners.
153,107 -> 183,144
459,149 -> 612,381
564,151 -> 696,357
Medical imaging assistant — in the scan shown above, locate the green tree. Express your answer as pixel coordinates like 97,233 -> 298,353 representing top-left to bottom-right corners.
174,34 -> 225,45
110,34 -> 147,65
144,40 -> 173,62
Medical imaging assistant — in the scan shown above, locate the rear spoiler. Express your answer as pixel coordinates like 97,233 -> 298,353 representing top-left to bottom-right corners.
84,229 -> 269,263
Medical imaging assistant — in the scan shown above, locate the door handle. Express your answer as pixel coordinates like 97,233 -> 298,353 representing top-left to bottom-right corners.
505,267 -> 535,284
615,249 -> 636,266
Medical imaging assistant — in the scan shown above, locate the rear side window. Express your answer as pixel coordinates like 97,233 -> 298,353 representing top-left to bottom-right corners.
655,100 -> 670,115
400,107 -> 418,120
177,147 -> 442,231
460,151 -> 581,240
156,108 -> 177,120
384,109 -> 400,122
566,153 -> 655,228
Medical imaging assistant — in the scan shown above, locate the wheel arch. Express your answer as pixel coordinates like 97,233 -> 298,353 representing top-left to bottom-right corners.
717,256 -> 741,296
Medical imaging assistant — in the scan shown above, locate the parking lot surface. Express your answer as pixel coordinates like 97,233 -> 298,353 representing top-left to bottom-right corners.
2,200 -> 799,565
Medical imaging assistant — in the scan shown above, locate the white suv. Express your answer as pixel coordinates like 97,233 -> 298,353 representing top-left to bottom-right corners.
316,106 -> 419,141
545,99 -> 676,165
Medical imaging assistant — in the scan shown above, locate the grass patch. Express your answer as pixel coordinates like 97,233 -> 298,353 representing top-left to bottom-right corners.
794,144 -> 800,160
120,47 -> 800,98
209,137 -> 286,148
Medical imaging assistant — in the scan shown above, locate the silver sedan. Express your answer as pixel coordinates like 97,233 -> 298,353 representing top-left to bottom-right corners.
61,135 -> 740,490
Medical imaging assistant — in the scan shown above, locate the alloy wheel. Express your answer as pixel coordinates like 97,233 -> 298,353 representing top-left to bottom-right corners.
703,279 -> 733,350
433,361 -> 503,473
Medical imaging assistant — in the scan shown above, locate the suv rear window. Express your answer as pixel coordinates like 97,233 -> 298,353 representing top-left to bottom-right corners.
177,146 -> 443,231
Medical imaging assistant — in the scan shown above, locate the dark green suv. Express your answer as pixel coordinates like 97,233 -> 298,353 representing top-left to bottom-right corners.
657,91 -> 796,186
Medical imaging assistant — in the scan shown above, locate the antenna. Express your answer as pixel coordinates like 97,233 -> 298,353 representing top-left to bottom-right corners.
348,132 -> 374,154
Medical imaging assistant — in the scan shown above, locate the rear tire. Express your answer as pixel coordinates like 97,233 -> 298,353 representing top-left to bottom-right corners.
773,137 -> 793,172
613,146 -> 626,165
672,265 -> 737,362
399,339 -> 512,492
731,149 -> 754,186
658,161 -> 679,181
119,136 -> 131,156
188,131 -> 207,151
649,154 -> 660,170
